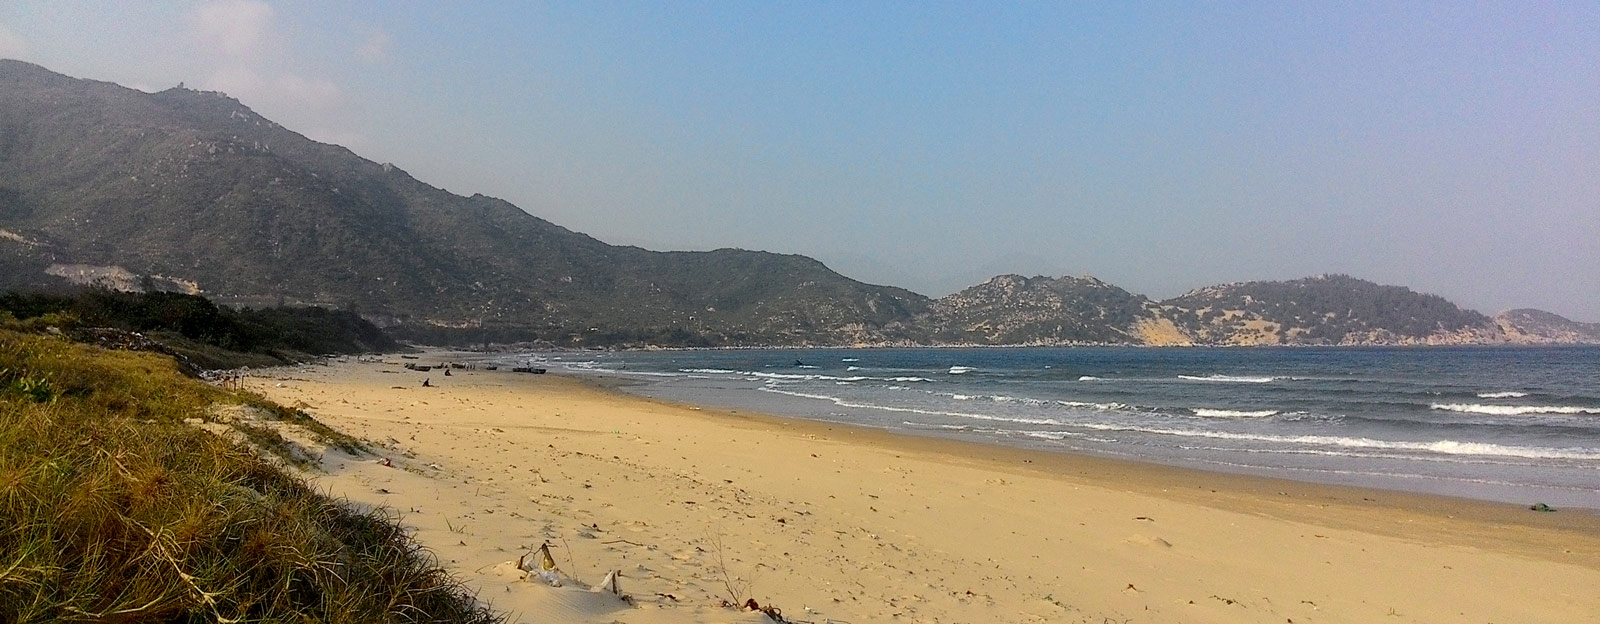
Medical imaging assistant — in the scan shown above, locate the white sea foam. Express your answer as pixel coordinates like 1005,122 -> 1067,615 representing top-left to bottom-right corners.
948,366 -> 976,374
1192,408 -> 1279,418
747,371 -> 869,382
946,392 -> 1051,406
1178,374 -> 1277,383
758,386 -> 1065,426
1476,391 -> 1529,399
1056,400 -> 1127,411
841,358 -> 860,362
847,366 -> 861,371
1431,403 -> 1600,416
902,421 -> 970,431
568,362 -> 683,377
1078,376 -> 1103,381
1023,431 -> 1084,441
682,368 -> 929,384
1060,422 -> 1600,460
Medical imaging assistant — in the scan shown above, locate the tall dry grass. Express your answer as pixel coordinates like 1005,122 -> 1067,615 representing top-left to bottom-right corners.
0,329 -> 499,623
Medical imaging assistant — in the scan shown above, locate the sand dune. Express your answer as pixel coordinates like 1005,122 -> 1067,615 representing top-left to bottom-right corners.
248,356 -> 1600,623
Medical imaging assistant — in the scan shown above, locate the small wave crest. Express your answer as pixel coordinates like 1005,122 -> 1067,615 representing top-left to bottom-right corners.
1476,391 -> 1529,399
948,366 -> 976,374
1056,400 -> 1128,411
1178,374 -> 1278,383
758,386 -> 1064,426
1078,375 -> 1103,381
680,368 -> 931,384
1063,423 -> 1600,460
1431,403 -> 1600,416
1191,408 -> 1279,418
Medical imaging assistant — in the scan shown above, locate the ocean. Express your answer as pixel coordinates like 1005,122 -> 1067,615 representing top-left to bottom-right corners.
499,346 -> 1600,509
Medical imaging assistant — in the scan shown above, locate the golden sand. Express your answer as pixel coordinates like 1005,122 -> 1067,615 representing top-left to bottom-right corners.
249,356 -> 1600,624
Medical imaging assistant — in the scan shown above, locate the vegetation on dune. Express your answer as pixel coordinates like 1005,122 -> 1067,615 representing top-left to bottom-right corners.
0,329 -> 498,622
0,289 -> 398,368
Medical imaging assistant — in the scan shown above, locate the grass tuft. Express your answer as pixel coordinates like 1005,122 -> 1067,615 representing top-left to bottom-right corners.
0,329 -> 499,623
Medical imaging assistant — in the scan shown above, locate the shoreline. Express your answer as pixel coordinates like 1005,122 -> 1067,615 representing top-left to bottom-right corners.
572,372 -> 1600,565
252,356 -> 1600,623
520,346 -> 1600,511
468,342 -> 1600,353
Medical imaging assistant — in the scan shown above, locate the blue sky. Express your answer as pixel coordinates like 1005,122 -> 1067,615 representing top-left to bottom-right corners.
3,2 -> 1597,320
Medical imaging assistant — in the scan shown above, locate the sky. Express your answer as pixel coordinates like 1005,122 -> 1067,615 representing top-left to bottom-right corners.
2,1 -> 1597,321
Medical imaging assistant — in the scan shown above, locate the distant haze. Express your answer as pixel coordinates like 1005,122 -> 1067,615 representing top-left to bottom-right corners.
3,2 -> 1596,321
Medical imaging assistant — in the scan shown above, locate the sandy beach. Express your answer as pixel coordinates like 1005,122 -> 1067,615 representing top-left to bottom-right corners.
247,356 -> 1600,624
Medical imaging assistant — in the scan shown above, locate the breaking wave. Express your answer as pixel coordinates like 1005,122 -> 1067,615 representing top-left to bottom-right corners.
1191,408 -> 1279,418
679,368 -> 931,384
1178,374 -> 1278,383
1431,403 -> 1600,416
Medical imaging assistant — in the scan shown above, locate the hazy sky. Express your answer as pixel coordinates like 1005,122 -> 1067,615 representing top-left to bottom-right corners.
3,2 -> 1597,320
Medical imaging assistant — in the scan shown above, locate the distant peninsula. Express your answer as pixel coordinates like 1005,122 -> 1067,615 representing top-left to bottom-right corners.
2,60 -> 1595,348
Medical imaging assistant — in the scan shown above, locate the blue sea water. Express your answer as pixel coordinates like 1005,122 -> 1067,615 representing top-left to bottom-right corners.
500,347 -> 1600,509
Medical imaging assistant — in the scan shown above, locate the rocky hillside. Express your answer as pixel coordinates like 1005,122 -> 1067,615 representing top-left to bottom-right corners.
925,275 -> 1188,345
1495,309 -> 1600,344
919,274 -> 1525,346
0,60 -> 927,346
1159,274 -> 1502,345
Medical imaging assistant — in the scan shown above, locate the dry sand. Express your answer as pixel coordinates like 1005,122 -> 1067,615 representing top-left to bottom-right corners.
247,356 -> 1600,624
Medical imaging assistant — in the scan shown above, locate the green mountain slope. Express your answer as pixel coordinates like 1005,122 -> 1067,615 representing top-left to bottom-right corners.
0,60 -> 927,346
1160,274 -> 1502,345
927,275 -> 1165,344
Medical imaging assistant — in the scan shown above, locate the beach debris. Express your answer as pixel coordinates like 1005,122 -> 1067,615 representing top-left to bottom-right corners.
377,457 -> 392,467
734,598 -> 785,621
519,542 -> 560,573
1530,502 -> 1557,512
518,542 -> 565,587
594,570 -> 622,596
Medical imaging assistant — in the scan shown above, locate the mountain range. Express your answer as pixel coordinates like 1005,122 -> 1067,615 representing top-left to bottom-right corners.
2,60 -> 1595,347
